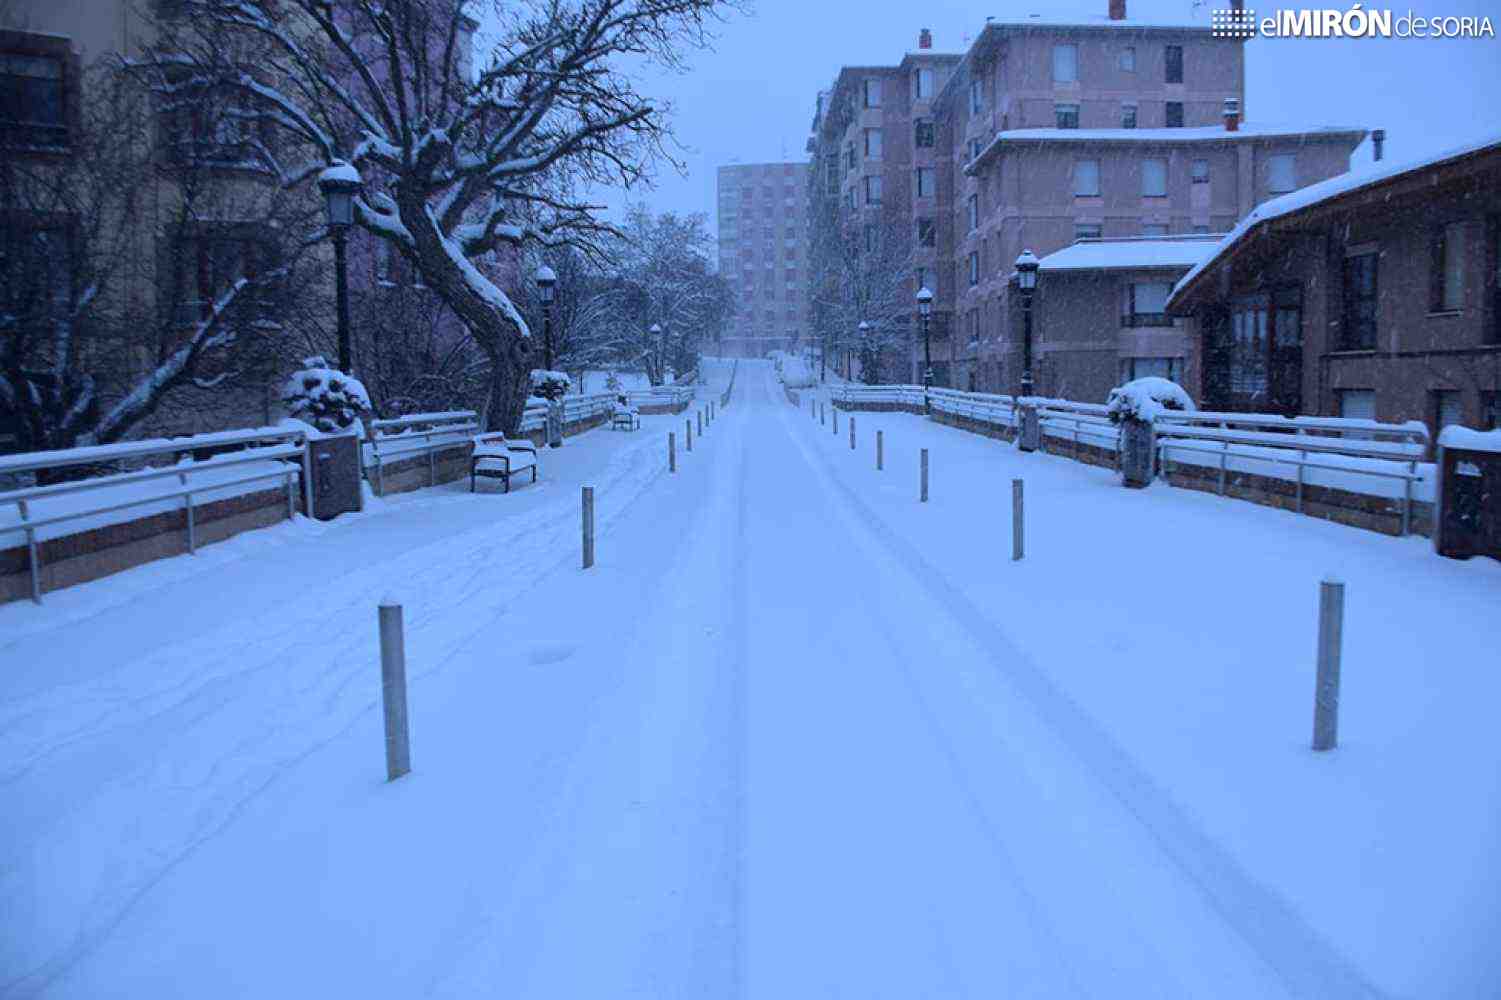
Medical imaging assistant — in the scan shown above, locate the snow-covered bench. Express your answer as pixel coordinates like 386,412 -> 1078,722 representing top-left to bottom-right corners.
470,433 -> 538,493
611,400 -> 641,431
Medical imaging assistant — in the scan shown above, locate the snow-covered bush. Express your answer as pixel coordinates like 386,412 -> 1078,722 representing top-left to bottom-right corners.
604,372 -> 624,394
529,369 -> 572,401
281,357 -> 371,433
1107,377 -> 1195,424
779,354 -> 816,389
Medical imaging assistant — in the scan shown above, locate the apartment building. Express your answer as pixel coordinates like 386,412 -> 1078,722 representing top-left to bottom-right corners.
716,161 -> 811,358
807,2 -> 1367,393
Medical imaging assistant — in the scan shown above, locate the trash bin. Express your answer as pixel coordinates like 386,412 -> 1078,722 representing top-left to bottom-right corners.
1435,430 -> 1501,561
309,432 -> 363,520
1119,416 -> 1156,489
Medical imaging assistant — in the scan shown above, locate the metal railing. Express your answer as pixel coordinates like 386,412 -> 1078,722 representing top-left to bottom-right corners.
0,426 -> 311,603
626,384 -> 696,409
365,411 -> 481,494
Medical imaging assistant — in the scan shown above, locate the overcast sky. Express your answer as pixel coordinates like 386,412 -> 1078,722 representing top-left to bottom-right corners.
566,0 -> 1500,238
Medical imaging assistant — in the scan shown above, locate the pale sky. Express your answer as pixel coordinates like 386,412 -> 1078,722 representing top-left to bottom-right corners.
568,0 -> 1501,237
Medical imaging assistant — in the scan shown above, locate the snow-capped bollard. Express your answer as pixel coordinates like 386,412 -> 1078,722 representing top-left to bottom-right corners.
669,431 -> 676,473
582,486 -> 595,569
1012,479 -> 1024,561
1312,576 -> 1344,751
850,416 -> 856,450
378,598 -> 410,782
920,448 -> 929,503
877,430 -> 884,471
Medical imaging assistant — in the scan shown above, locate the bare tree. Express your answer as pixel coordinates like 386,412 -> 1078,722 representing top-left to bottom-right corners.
139,0 -> 739,430
806,197 -> 914,385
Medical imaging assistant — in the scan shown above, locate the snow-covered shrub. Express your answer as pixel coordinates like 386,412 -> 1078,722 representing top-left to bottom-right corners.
529,369 -> 572,401
779,354 -> 816,389
281,356 -> 371,433
604,372 -> 624,394
1107,377 -> 1195,424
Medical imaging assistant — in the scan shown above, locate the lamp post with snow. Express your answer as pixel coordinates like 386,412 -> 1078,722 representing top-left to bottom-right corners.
535,263 -> 557,371
857,320 -> 870,383
318,162 -> 363,374
916,285 -> 934,412
1015,249 -> 1040,398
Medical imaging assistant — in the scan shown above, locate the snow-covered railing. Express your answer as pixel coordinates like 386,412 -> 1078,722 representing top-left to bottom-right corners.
517,399 -> 549,432
830,384 -> 927,407
1033,398 -> 1120,454
560,393 -> 618,425
626,384 -> 696,409
929,388 -> 1019,428
1155,410 -> 1429,454
365,411 -> 480,493
0,426 -> 312,603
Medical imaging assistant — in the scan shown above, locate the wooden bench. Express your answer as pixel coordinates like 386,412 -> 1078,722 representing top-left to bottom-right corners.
470,433 -> 538,493
611,402 -> 641,431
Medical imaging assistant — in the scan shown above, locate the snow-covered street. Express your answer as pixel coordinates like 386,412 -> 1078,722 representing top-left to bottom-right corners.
3,361 -> 1498,998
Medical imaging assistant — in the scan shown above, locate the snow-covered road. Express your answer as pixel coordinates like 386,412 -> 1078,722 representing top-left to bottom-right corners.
3,362 -> 1497,997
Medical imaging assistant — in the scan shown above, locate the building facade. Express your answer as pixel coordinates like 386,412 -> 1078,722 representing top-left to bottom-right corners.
805,2 -> 1366,394
1168,136 -> 1501,436
716,161 -> 811,359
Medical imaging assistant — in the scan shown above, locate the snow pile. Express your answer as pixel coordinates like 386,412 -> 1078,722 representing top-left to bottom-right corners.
529,369 -> 572,401
778,354 -> 817,389
1438,426 -> 1501,453
281,357 -> 370,433
1107,377 -> 1195,424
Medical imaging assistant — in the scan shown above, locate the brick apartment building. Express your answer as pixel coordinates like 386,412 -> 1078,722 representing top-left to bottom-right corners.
806,1 -> 1367,393
716,162 -> 811,359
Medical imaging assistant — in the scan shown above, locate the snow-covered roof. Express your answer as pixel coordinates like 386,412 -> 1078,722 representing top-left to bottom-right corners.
966,123 -> 1366,175
1038,236 -> 1221,273
981,14 -> 1213,30
1170,130 -> 1501,308
1439,426 -> 1501,454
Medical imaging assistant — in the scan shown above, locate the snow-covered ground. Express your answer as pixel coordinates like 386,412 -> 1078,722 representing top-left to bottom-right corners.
2,362 -> 1496,997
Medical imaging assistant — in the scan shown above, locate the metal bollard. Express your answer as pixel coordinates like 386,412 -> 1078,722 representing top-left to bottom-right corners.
698,409 -> 703,436
582,486 -> 595,569
669,431 -> 676,472
1312,577 -> 1344,751
820,402 -> 826,425
378,599 -> 411,782
850,416 -> 856,450
920,448 -> 929,503
1012,479 -> 1024,561
686,418 -> 693,452
876,430 -> 884,471
833,409 -> 839,435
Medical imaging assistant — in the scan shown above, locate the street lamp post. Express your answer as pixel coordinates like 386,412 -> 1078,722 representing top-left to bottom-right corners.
916,286 -> 934,412
1015,249 -> 1040,398
536,264 -> 557,370
318,162 -> 364,375
857,320 -> 869,384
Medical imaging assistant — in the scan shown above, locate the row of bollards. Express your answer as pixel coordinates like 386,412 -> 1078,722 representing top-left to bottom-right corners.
811,401 -> 1347,755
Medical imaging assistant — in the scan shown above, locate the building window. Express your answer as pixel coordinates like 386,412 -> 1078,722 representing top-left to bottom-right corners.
1075,222 -> 1103,241
1491,215 -> 1501,344
915,167 -> 934,198
1,50 -> 67,147
1142,223 -> 1168,237
1073,159 -> 1100,197
1120,46 -> 1136,72
968,251 -> 979,286
1191,158 -> 1210,184
863,128 -> 883,160
1482,391 -> 1499,430
1165,101 -> 1184,128
1433,388 -> 1465,431
1121,103 -> 1137,129
863,78 -> 881,108
1341,251 -> 1379,350
1120,357 -> 1183,383
1165,44 -> 1183,83
969,77 -> 984,115
1123,281 -> 1174,327
846,142 -> 855,171
168,229 -> 280,327
1268,153 -> 1297,194
1338,388 -> 1376,422
1053,44 -> 1078,83
1141,158 -> 1168,197
966,193 -> 978,231
917,218 -> 935,247
1,223 -> 74,332
969,138 -> 983,161
1430,221 -> 1465,312
913,67 -> 934,100
1192,224 -> 1210,234
915,266 -> 929,292
864,174 -> 882,205
1055,103 -> 1080,129
915,119 -> 935,148
864,224 -> 878,252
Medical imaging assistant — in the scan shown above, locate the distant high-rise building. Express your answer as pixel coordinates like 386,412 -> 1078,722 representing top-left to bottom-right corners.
716,162 -> 811,358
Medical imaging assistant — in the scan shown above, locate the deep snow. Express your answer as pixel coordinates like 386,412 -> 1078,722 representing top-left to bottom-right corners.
1,363 -> 1497,998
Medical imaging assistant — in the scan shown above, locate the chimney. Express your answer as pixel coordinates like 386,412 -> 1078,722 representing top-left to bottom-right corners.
1372,128 -> 1386,162
1223,97 -> 1240,132
1231,0 -> 1245,9
1109,0 -> 1126,20
918,28 -> 932,49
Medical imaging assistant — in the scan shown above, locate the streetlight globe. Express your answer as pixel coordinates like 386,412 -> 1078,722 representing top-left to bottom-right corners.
318,161 -> 363,231
1015,249 -> 1040,292
916,285 -> 933,317
536,263 -> 557,304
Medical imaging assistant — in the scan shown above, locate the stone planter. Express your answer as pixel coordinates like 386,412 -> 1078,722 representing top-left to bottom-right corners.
1119,416 -> 1156,489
